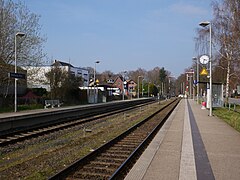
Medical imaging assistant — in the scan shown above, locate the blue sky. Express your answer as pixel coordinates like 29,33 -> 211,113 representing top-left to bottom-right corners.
25,0 -> 212,77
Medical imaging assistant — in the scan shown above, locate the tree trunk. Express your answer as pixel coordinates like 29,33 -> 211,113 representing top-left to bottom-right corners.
225,58 -> 231,99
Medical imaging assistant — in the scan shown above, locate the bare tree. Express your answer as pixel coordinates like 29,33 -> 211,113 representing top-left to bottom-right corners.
98,70 -> 114,83
147,67 -> 161,84
195,0 -> 240,99
128,68 -> 147,83
212,0 -> 240,98
45,63 -> 68,100
0,0 -> 46,98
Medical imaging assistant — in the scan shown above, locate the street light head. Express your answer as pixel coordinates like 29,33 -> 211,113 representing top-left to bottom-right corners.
199,21 -> 210,27
192,57 -> 197,60
16,32 -> 25,37
95,60 -> 100,64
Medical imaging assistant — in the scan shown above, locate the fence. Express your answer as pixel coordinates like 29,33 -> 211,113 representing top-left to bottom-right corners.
224,102 -> 240,113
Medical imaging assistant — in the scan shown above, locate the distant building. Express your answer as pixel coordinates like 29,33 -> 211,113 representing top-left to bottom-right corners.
113,76 -> 124,93
69,67 -> 89,87
126,79 -> 137,97
112,76 -> 137,97
52,60 -> 89,87
23,60 -> 89,91
107,79 -> 115,84
24,65 -> 51,91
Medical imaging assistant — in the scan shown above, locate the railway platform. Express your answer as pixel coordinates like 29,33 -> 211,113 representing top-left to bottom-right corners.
125,99 -> 240,180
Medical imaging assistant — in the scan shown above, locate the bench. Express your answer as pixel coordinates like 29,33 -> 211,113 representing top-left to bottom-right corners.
44,100 -> 62,108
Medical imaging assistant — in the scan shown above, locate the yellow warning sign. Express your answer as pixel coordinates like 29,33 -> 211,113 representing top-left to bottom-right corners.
200,68 -> 208,75
96,79 -> 99,84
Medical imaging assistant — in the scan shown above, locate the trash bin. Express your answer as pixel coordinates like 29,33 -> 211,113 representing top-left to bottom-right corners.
201,101 -> 206,109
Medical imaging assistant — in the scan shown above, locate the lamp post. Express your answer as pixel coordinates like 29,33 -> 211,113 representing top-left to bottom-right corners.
137,76 -> 142,98
199,21 -> 212,116
148,82 -> 150,97
193,57 -> 199,104
93,60 -> 100,103
142,78 -> 144,97
190,69 -> 193,99
14,32 -> 25,112
122,71 -> 127,100
183,82 -> 185,95
168,76 -> 175,97
185,71 -> 194,98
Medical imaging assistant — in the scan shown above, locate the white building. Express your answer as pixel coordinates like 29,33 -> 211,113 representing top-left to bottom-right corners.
69,66 -> 89,87
23,65 -> 51,91
52,60 -> 89,87
23,60 -> 89,91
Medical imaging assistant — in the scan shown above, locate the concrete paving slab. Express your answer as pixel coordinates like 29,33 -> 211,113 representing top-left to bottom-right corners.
189,100 -> 240,180
125,100 -> 185,180
179,100 -> 196,180
125,99 -> 240,180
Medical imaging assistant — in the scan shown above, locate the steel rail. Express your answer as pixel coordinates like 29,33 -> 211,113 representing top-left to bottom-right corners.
49,98 -> 180,180
0,100 -> 155,146
0,98 -> 154,136
110,99 -> 179,179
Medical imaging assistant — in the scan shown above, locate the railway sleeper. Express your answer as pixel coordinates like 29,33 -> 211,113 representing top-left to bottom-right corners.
117,141 -> 140,146
130,130 -> 150,136
13,135 -> 26,138
95,156 -> 125,164
69,171 -> 110,180
31,129 -> 43,133
114,141 -> 137,145
113,144 -> 137,149
101,152 -> 130,159
5,136 -> 19,140
82,166 -> 115,174
124,134 -> 147,139
0,139 -> 8,142
107,146 -> 135,152
20,133 -> 32,136
106,149 -> 132,154
119,138 -> 144,143
89,161 -> 121,168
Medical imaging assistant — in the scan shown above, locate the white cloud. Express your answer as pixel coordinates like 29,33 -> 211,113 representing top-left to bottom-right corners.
170,3 -> 208,16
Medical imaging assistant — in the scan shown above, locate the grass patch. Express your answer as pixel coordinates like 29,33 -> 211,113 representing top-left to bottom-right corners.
0,107 -> 13,113
18,104 -> 43,111
0,104 -> 43,113
213,107 -> 240,132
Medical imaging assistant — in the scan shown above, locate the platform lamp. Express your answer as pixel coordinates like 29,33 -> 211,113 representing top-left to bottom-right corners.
137,76 -> 142,98
199,21 -> 212,116
14,32 -> 25,112
122,71 -> 127,100
192,57 -> 199,104
94,60 -> 100,103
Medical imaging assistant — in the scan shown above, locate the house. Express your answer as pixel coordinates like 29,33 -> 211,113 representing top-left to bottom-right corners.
112,76 -> 137,97
113,76 -> 124,93
126,79 -> 137,97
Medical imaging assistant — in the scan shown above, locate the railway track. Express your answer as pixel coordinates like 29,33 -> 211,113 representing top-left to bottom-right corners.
0,100 -> 154,146
50,98 -> 180,180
